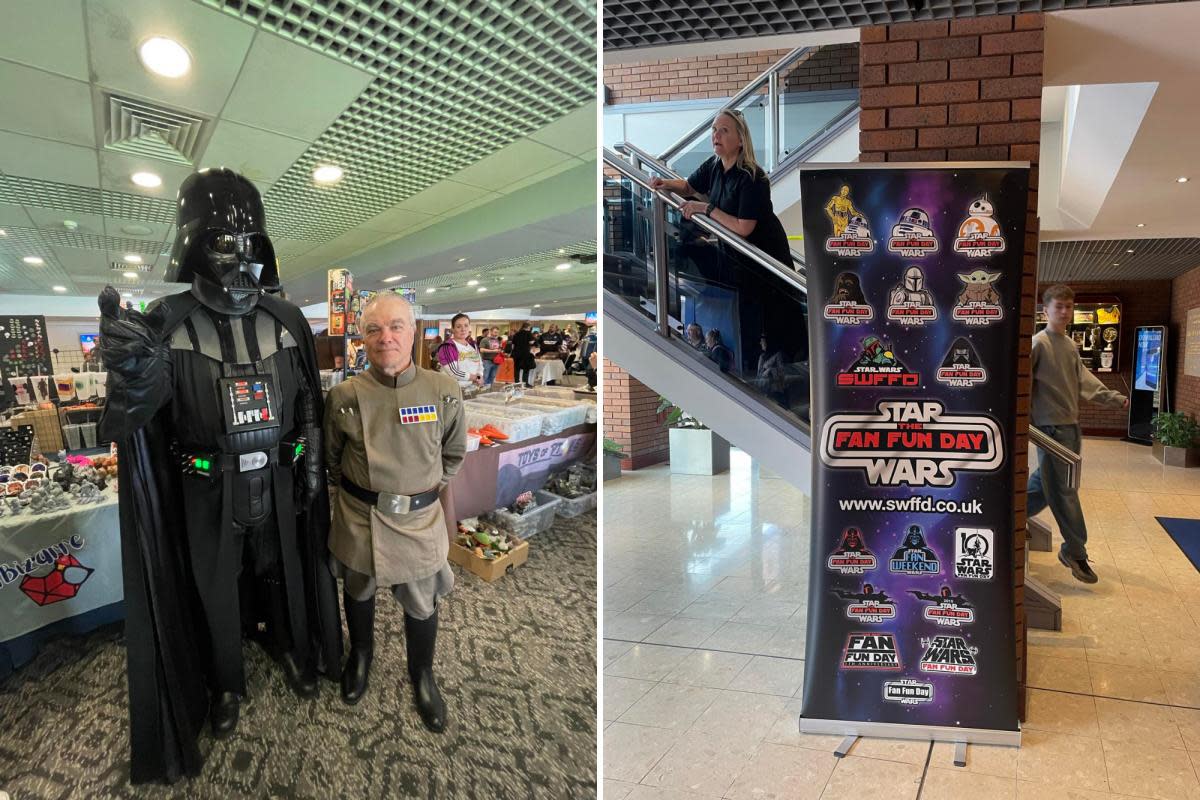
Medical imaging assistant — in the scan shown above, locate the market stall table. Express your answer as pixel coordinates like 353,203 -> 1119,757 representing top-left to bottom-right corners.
0,488 -> 123,676
529,358 -> 565,386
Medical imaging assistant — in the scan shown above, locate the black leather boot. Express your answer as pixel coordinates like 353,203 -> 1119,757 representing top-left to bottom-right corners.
341,592 -> 375,705
210,691 -> 240,739
279,650 -> 319,699
405,609 -> 446,732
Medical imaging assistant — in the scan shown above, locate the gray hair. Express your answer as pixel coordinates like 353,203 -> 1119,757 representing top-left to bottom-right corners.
360,291 -> 415,328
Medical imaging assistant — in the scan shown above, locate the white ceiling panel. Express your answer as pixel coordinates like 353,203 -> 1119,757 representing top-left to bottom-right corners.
0,0 -> 90,80
0,207 -> 35,229
50,246 -> 109,276
0,62 -> 95,147
106,217 -> 173,242
451,140 -> 576,193
529,101 -> 599,158
503,156 -> 591,197
85,0 -> 255,116
0,131 -> 100,189
220,31 -> 373,142
198,121 -> 313,187
398,181 -> 500,218
24,209 -> 107,238
358,206 -> 436,237
97,149 -> 195,201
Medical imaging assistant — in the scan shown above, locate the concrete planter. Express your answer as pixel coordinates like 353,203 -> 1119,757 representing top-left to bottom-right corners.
668,427 -> 730,475
1153,440 -> 1200,468
603,452 -> 623,481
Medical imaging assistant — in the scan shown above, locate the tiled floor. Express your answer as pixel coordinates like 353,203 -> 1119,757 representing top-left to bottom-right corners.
602,439 -> 1200,800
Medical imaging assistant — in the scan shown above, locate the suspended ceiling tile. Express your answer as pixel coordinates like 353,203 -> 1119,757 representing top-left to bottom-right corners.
0,207 -> 35,229
502,157 -> 588,196
86,0 -> 255,116
25,209 -> 107,238
198,121 -> 313,189
528,101 -> 599,158
49,246 -> 109,276
0,131 -> 100,189
97,150 -> 193,201
398,180 -> 500,218
106,218 -> 172,243
220,31 -> 373,142
357,206 -> 437,237
0,61 -> 96,147
449,139 -> 577,193
0,0 -> 89,80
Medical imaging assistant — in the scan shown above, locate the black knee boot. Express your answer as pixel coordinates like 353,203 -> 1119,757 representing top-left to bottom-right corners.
265,578 -> 318,699
341,592 -> 375,705
405,609 -> 446,732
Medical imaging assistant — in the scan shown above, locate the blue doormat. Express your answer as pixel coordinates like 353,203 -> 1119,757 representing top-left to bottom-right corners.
1157,517 -> 1200,573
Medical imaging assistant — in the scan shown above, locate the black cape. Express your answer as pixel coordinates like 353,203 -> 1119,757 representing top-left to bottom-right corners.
100,290 -> 342,784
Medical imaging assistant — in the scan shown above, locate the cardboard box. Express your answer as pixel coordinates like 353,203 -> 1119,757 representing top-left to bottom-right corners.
12,407 -> 64,453
448,538 -> 529,582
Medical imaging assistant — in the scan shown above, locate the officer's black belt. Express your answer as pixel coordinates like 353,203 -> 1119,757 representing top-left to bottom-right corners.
339,476 -> 440,515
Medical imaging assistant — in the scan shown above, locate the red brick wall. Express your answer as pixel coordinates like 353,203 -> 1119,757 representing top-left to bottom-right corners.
1035,280 -> 1173,436
862,14 -> 1043,720
1171,265 -> 1200,417
603,44 -> 859,105
603,357 -> 669,469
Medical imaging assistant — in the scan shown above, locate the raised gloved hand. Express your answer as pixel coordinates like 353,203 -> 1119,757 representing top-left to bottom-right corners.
96,286 -> 172,441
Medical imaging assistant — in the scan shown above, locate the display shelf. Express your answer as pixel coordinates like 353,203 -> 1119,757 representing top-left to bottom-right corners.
1034,296 -> 1122,374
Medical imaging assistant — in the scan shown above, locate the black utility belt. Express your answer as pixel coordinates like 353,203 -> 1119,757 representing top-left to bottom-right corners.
340,476 -> 439,516
178,438 -> 307,478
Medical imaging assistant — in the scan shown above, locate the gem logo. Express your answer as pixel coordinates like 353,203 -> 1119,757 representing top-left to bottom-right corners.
887,208 -> 939,258
836,336 -> 920,389
889,524 -> 941,575
952,270 -> 1004,326
936,338 -> 988,388
886,266 -> 938,326
842,633 -> 902,670
19,553 -> 93,606
833,583 -> 896,623
909,587 -> 976,627
827,527 -> 877,575
824,271 -> 874,325
883,679 -> 935,705
952,195 -> 1006,258
820,400 -> 1005,487
919,635 -> 978,675
954,527 -> 994,580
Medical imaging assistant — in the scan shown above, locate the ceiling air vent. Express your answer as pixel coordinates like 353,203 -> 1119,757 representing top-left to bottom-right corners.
103,93 -> 209,165
110,261 -> 153,272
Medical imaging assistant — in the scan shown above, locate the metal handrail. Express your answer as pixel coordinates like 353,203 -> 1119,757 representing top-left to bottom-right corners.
770,103 -> 861,185
658,46 -> 813,166
613,141 -> 809,280
603,148 -> 805,294
1028,427 -> 1082,489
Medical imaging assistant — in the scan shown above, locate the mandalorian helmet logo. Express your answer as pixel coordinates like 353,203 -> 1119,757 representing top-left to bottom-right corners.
904,266 -> 923,292
166,168 -> 279,314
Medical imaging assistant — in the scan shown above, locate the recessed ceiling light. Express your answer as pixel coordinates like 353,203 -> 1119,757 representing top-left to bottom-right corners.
22,256 -> 44,265
132,171 -> 162,188
139,37 -> 191,78
63,220 -> 78,231
1177,177 -> 1189,183
1136,222 -> 1146,228
121,292 -> 133,298
120,224 -> 154,236
1112,262 -> 1120,267
0,229 -> 6,236
467,279 -> 479,286
533,304 -> 541,308
1126,249 -> 1135,254
123,271 -> 139,279
456,257 -> 467,263
558,248 -> 566,254
124,254 -> 143,264
425,287 -> 436,294
312,165 -> 344,184
52,285 -> 67,292
477,287 -> 487,293
382,274 -> 406,283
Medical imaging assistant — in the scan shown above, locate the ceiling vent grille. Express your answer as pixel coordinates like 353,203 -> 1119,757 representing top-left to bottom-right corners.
103,93 -> 209,165
109,261 -> 154,272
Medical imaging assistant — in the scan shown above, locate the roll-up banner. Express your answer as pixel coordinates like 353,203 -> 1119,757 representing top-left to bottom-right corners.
799,163 -> 1030,745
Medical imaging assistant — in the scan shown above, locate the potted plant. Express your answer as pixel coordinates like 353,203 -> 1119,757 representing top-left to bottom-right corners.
658,397 -> 730,475
1151,412 -> 1200,467
603,438 -> 626,481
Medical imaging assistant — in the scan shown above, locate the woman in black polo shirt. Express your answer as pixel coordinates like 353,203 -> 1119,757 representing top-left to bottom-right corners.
650,110 -> 801,378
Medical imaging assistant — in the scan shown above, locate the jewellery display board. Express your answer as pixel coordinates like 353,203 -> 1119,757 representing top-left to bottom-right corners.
0,317 -> 54,408
1034,297 -> 1121,373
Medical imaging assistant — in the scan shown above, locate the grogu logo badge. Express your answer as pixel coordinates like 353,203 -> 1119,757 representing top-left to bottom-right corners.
951,270 -> 1004,326
953,195 -> 1006,258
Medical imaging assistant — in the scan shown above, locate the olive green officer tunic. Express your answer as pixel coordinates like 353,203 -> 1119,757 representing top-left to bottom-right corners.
325,363 -> 466,613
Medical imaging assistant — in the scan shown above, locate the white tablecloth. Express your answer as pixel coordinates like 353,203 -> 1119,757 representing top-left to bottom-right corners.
530,359 -> 566,385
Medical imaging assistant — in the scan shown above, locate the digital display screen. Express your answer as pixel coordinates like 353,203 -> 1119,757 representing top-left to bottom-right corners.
1134,328 -> 1163,392
423,327 -> 439,339
79,333 -> 99,353
584,311 -> 597,324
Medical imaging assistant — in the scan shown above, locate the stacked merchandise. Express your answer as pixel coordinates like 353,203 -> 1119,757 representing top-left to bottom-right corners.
543,463 -> 597,517
448,517 -> 529,581
0,454 -> 117,517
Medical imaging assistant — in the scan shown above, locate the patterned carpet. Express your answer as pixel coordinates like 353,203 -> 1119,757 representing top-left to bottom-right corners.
0,513 -> 597,799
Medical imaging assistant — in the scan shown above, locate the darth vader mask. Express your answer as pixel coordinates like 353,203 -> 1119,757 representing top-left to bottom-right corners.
165,168 -> 279,315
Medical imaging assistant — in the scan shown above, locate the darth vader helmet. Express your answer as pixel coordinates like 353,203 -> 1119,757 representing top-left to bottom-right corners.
165,168 -> 279,314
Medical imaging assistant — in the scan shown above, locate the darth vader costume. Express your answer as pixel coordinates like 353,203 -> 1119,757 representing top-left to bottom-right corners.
98,169 -> 341,783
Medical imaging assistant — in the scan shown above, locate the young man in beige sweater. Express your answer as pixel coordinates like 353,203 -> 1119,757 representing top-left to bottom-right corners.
1029,284 -> 1129,583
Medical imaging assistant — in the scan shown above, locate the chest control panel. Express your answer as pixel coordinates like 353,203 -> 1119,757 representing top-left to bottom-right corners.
218,375 -> 280,434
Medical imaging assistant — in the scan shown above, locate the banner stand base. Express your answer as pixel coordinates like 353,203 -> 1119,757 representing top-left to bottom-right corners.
834,735 -> 858,758
800,717 -> 1021,748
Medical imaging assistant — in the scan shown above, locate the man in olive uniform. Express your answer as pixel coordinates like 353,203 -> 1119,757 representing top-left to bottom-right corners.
324,292 -> 466,731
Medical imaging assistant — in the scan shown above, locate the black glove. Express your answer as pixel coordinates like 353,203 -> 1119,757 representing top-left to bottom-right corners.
96,286 -> 172,441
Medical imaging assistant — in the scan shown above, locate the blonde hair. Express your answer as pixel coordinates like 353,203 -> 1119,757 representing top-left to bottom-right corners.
716,110 -> 761,177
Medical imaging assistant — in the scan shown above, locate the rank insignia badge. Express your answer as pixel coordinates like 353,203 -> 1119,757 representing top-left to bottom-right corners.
399,405 -> 438,424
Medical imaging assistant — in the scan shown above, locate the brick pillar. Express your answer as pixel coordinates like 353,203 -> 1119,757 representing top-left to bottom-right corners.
603,357 -> 670,469
859,14 -> 1043,721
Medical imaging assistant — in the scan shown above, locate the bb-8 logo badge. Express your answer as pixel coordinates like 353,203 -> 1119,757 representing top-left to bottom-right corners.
953,195 -> 1006,258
